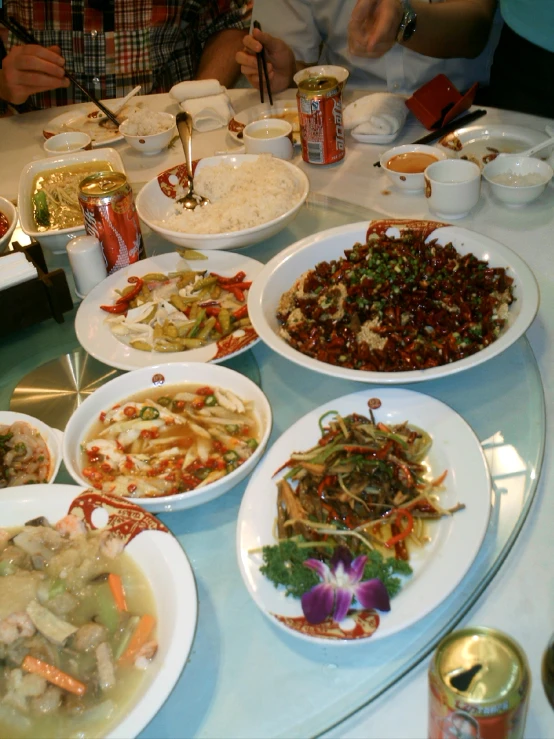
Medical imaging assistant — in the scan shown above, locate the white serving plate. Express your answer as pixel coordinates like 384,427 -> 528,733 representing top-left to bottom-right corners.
0,410 -> 63,483
63,362 -> 272,513
18,148 -> 126,253
228,99 -> 299,143
437,124 -> 548,168
237,387 -> 491,644
135,154 -> 309,251
75,250 -> 262,370
247,219 -> 539,384
0,484 -> 197,738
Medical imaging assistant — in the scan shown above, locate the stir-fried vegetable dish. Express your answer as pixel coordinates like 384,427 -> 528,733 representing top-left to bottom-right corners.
277,229 -> 514,372
0,513 -> 157,738
274,399 -> 464,562
81,383 -> 259,498
102,256 -> 252,353
0,422 -> 51,488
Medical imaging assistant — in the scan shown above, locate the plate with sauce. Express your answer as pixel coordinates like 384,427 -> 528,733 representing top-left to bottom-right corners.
438,124 -> 548,168
228,100 -> 300,143
380,144 -> 448,190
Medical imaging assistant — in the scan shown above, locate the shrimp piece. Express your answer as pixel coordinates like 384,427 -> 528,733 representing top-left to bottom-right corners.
134,640 -> 158,670
0,613 -> 36,645
99,532 -> 125,559
55,514 -> 86,539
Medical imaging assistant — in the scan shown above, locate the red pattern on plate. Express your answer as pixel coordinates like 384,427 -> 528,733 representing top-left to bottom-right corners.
366,219 -> 446,242
157,161 -> 200,199
273,610 -> 380,640
68,489 -> 168,545
214,326 -> 258,360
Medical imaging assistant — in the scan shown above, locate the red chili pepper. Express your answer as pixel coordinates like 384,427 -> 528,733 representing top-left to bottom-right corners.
211,270 -> 246,284
317,475 -> 337,497
223,281 -> 252,290
214,319 -> 222,333
191,398 -> 205,410
205,306 -> 221,317
115,276 -> 144,304
195,386 -> 215,396
100,303 -> 129,314
229,287 -> 245,302
384,508 -> 414,548
123,406 -> 137,418
232,305 -> 248,320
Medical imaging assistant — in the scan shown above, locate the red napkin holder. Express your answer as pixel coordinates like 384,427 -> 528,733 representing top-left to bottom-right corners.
405,74 -> 478,130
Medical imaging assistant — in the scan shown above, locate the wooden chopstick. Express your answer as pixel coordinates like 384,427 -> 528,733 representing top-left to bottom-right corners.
373,108 -> 488,167
1,16 -> 121,127
253,21 -> 273,107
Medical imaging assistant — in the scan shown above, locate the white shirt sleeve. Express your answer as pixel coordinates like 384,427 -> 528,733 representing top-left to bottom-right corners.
252,0 -> 321,64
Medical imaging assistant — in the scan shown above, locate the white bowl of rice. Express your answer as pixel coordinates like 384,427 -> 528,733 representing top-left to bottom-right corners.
119,111 -> 176,155
135,154 -> 309,250
483,155 -> 553,206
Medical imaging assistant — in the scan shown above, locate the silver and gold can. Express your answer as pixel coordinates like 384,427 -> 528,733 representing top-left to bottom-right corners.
429,627 -> 530,739
297,75 -> 345,165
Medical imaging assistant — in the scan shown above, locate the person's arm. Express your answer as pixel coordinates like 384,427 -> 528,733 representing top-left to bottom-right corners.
348,0 -> 497,60
0,44 -> 69,104
196,28 -> 245,87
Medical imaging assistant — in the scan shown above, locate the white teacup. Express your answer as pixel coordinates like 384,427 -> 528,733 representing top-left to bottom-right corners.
242,118 -> 294,160
424,159 -> 481,219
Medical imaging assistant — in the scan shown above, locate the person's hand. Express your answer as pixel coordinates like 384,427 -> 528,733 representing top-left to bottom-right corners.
235,28 -> 296,94
0,44 -> 70,104
348,0 -> 404,58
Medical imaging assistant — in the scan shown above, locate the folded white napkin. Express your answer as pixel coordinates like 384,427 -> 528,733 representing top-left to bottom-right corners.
343,93 -> 408,135
0,252 -> 38,291
179,92 -> 235,133
169,79 -> 224,103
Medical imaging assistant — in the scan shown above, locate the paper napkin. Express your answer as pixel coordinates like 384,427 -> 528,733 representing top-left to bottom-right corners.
0,252 -> 38,291
343,93 -> 408,137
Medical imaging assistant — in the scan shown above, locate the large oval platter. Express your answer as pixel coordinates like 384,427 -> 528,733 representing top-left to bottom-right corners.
237,387 -> 491,645
76,250 -> 262,371
247,219 -> 539,384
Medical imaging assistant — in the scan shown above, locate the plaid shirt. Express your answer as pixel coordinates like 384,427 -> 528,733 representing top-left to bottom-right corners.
2,0 -> 250,109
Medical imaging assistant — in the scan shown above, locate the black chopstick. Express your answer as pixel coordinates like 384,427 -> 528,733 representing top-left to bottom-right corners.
373,108 -> 488,167
253,21 -> 273,107
1,16 -> 121,127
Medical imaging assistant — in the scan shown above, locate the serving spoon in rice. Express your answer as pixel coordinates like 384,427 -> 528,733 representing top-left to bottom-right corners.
176,112 -> 210,210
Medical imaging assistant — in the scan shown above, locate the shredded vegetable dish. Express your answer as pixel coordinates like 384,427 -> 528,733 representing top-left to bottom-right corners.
275,399 -> 464,562
81,383 -> 259,498
277,229 -> 514,372
102,257 -> 252,353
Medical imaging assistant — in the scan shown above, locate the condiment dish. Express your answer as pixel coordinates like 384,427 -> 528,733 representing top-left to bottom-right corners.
483,155 -> 553,206
119,112 -> 176,155
0,196 -> 17,253
43,131 -> 92,155
0,409 -> 63,483
380,144 -> 448,191
63,362 -> 272,512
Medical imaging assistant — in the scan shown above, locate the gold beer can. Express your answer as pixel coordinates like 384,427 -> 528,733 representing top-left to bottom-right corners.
429,627 -> 530,739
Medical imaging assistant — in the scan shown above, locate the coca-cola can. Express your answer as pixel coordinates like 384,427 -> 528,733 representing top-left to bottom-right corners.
78,171 -> 144,275
297,75 -> 345,165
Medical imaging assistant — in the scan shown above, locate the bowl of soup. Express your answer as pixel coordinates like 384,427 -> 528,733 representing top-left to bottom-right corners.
380,144 -> 449,191
0,410 -> 63,487
18,149 -> 126,254
63,362 -> 272,512
0,483 -> 197,739
0,196 -> 17,254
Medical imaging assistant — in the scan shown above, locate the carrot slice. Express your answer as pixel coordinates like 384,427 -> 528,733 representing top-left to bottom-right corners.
108,573 -> 128,612
119,614 -> 156,664
22,656 -> 86,696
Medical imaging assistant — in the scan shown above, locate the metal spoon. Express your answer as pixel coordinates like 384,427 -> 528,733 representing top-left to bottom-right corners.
175,112 -> 210,210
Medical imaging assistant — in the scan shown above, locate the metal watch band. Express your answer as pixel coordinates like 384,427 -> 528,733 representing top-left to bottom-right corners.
396,0 -> 417,43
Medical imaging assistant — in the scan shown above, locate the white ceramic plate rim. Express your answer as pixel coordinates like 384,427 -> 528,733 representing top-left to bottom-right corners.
237,387 -> 491,645
438,124 -> 547,152
0,483 -> 197,738
247,220 -> 539,384
228,100 -> 298,142
44,105 -> 124,147
75,251 -> 263,371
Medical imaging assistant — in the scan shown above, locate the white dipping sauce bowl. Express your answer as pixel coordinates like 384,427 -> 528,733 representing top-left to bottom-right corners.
380,144 -> 448,191
44,131 -> 92,155
483,155 -> 553,206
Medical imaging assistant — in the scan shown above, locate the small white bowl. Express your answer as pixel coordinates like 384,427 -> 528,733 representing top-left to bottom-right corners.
380,144 -> 449,191
0,196 -> 17,254
43,131 -> 92,156
63,362 -> 273,513
0,410 -> 62,483
293,65 -> 350,89
119,113 -> 176,155
135,154 -> 309,251
483,155 -> 553,206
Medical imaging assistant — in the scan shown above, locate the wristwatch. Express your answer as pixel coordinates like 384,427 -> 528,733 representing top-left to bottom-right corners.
396,0 -> 417,43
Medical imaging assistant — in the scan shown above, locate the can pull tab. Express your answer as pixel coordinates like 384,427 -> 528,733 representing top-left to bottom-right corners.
449,663 -> 483,692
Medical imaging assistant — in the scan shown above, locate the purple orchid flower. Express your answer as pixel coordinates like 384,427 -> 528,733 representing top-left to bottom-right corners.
300,546 -> 391,625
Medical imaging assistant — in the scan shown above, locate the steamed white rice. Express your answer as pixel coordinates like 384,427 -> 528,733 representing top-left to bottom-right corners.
158,156 -> 304,234
123,110 -> 174,136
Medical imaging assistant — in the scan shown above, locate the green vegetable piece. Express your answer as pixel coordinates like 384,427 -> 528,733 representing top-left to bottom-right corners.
48,578 -> 66,599
157,396 -> 172,407
33,190 -> 50,228
246,438 -> 258,450
224,424 -> 239,434
113,615 -> 140,661
0,560 -> 16,577
260,539 -> 320,599
223,450 -> 239,463
204,394 -> 217,407
140,406 -> 160,420
95,583 -> 120,634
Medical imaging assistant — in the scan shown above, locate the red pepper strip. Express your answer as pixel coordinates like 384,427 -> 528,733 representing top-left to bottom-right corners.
100,303 -> 129,314
205,306 -> 221,317
229,287 -> 245,302
232,305 -> 248,320
272,459 -> 293,477
214,319 -> 222,333
430,469 -> 448,487
116,277 -> 144,304
223,281 -> 252,290
210,270 -> 246,284
405,499 -> 439,515
196,386 -> 215,396
384,508 -> 414,548
343,445 -> 375,454
377,422 -> 391,432
317,475 -> 336,497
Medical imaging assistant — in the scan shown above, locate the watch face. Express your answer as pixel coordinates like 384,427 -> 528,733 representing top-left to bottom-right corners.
403,16 -> 417,40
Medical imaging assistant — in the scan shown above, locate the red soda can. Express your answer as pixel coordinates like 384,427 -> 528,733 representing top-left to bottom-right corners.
297,75 -> 345,165
78,171 -> 144,275
429,627 -> 530,739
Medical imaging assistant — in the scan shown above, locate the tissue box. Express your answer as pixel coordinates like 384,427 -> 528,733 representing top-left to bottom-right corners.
406,74 -> 478,130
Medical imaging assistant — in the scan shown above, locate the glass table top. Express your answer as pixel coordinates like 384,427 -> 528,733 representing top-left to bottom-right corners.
0,195 -> 545,738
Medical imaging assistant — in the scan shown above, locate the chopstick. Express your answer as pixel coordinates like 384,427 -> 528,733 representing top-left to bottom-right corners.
0,16 -> 121,127
253,21 -> 273,106
373,108 -> 487,167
